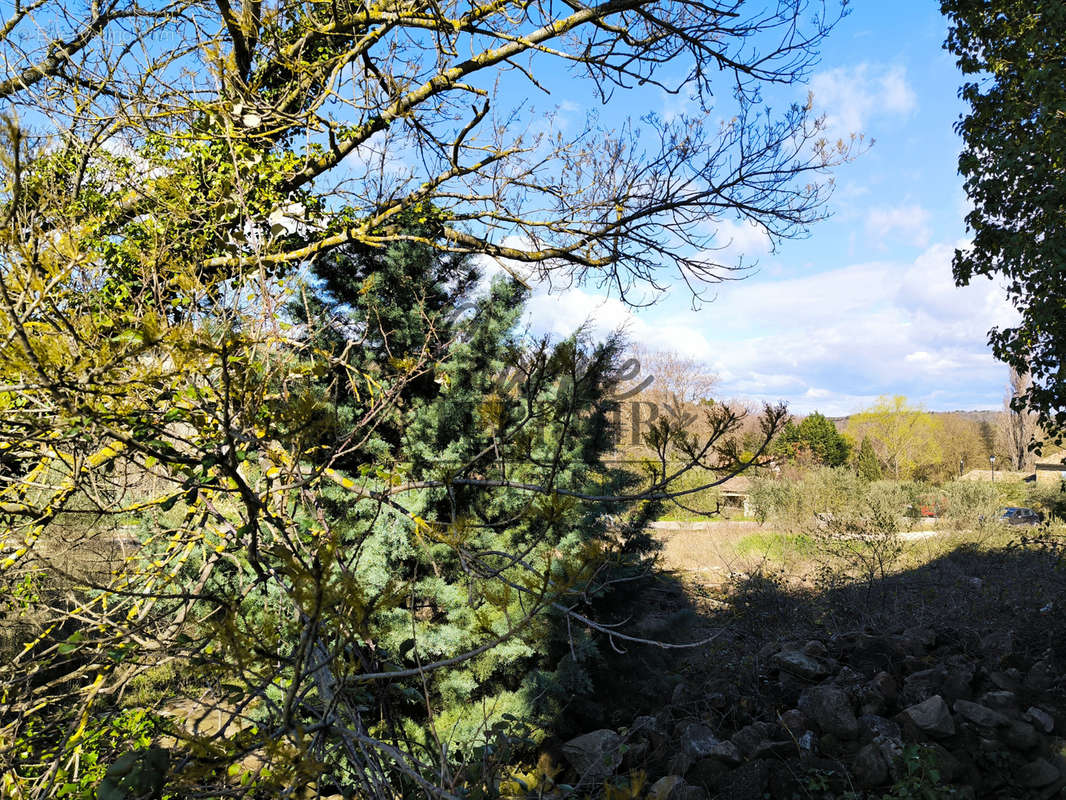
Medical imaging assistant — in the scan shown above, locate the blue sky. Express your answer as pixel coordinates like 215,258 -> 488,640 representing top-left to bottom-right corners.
504,1 -> 1015,416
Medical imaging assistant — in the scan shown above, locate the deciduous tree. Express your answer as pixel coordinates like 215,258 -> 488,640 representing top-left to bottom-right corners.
943,0 -> 1066,443
1000,367 -> 1038,472
845,396 -> 942,480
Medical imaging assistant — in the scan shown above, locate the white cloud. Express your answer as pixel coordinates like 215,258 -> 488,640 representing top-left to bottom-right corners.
475,238 -> 714,359
866,204 -> 932,247
695,241 -> 1016,413
521,287 -> 715,362
709,218 -> 773,261
501,241 -> 1016,416
879,67 -> 917,115
659,88 -> 699,123
809,63 -> 917,140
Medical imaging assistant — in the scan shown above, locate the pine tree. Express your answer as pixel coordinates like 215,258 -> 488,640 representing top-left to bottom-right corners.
294,219 -> 643,776
857,436 -> 882,481
774,412 -> 850,467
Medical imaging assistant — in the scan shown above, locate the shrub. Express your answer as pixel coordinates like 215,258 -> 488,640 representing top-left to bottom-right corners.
1025,483 -> 1066,521
940,480 -> 999,528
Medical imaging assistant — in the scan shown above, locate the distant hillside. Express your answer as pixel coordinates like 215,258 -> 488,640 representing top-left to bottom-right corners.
827,408 -> 1001,429
934,409 -> 1002,424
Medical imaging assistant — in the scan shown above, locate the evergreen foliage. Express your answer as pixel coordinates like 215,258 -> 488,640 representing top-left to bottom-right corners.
774,412 -> 850,467
292,223 -> 649,773
857,437 -> 882,481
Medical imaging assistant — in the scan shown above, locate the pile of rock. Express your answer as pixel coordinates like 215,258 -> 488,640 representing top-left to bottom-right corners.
557,627 -> 1065,798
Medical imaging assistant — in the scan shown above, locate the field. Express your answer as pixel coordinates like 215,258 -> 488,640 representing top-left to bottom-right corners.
653,520 -> 1029,584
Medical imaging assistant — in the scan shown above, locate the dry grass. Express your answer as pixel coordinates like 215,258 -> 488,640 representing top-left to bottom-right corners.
654,521 -> 1060,587
655,526 -> 813,579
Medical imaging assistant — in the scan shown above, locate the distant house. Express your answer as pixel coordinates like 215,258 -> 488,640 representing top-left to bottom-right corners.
959,469 -> 1032,483
1034,451 -> 1066,486
718,474 -> 753,516
958,450 -> 1065,485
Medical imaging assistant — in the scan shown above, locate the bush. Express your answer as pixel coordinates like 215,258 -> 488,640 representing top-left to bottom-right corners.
1025,483 -> 1066,521
749,469 -> 905,531
812,488 -> 904,607
940,481 -> 999,528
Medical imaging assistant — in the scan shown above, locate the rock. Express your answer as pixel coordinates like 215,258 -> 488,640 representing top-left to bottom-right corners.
632,714 -> 660,734
804,640 -> 828,659
941,661 -> 974,702
99,748 -> 170,800
681,723 -> 732,762
685,758 -> 730,791
853,742 -> 889,787
1052,753 -> 1066,784
980,629 -> 1014,662
648,775 -> 684,800
953,699 -> 1009,729
705,691 -> 728,710
901,695 -> 956,738
1025,706 -> 1055,733
1025,660 -> 1056,692
671,683 -> 689,705
858,675 -> 896,716
902,626 -> 937,654
623,739 -> 649,763
798,685 -> 859,740
797,730 -> 817,755
767,758 -> 802,798
835,665 -> 864,686
868,671 -> 898,704
901,667 -> 945,706
667,750 -> 693,778
977,734 -> 1002,753
979,690 -> 1018,713
989,669 -> 1023,692
893,710 -> 923,743
751,739 -> 795,759
778,670 -> 810,701
632,715 -> 668,749
845,634 -> 903,674
689,735 -> 741,765
772,649 -> 830,681
562,729 -> 623,781
731,722 -> 776,757
779,708 -> 807,736
757,641 -> 781,660
926,743 -> 961,782
677,786 -> 708,800
1017,758 -> 1059,788
1004,720 -> 1040,751
815,731 -> 841,756
716,759 -> 770,800
858,715 -> 901,745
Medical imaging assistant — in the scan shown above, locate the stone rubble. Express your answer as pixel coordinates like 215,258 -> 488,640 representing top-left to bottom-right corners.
558,625 -> 1065,798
